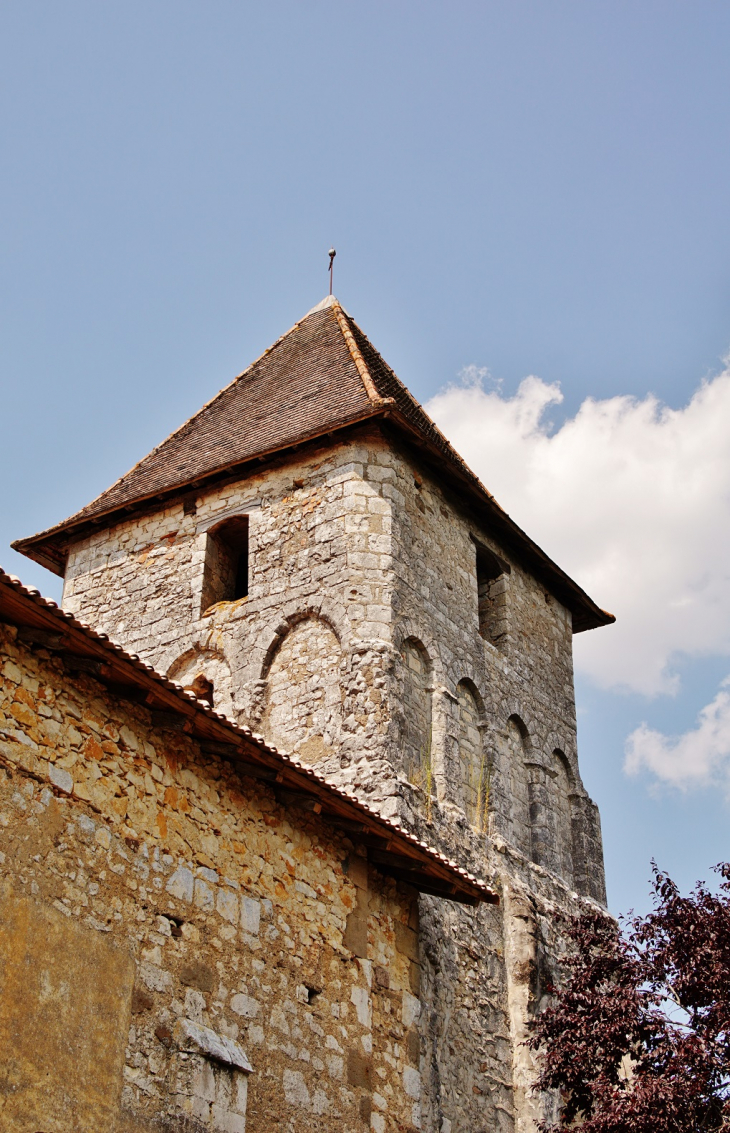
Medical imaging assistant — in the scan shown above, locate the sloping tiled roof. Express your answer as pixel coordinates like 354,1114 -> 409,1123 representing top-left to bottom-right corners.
12,296 -> 614,632
0,566 -> 496,907
60,298 -> 383,527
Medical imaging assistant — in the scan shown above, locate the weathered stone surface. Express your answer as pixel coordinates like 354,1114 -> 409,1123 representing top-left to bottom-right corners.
0,883 -> 134,1132
0,621 -> 420,1132
51,419 -> 609,1131
166,865 -> 194,902
174,1018 -> 253,1073
48,762 -> 73,794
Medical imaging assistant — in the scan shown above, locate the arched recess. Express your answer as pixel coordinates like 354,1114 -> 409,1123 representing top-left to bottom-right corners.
261,615 -> 343,765
504,714 -> 532,857
245,595 -> 352,687
399,637 -> 433,789
456,680 -> 489,830
473,540 -> 510,647
167,647 -> 234,718
550,750 -> 575,887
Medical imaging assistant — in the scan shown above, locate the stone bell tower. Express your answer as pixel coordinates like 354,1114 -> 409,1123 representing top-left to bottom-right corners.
15,293 -> 614,1132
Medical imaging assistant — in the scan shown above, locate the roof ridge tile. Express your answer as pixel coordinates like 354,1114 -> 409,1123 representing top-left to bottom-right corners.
330,300 -> 381,404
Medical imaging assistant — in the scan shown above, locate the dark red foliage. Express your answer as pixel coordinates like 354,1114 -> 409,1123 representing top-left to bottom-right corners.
527,863 -> 730,1131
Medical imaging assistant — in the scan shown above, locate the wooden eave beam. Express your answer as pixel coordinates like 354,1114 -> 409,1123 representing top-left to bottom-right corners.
0,583 -> 495,907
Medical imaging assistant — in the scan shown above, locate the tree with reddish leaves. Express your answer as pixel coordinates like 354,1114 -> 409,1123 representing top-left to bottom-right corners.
527,863 -> 730,1131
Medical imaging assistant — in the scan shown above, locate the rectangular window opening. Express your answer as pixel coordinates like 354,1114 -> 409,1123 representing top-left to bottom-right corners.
475,542 -> 509,646
200,516 -> 249,613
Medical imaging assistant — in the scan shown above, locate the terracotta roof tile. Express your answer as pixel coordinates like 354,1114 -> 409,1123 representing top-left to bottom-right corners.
12,296 -> 615,632
69,301 -> 376,524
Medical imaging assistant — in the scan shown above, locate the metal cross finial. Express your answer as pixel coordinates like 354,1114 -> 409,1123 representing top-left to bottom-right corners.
328,248 -> 336,295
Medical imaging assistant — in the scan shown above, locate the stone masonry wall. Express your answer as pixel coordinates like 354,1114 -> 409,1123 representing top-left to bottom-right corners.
378,440 -> 606,1133
0,622 -> 427,1133
262,617 -> 343,766
62,432 -> 396,789
60,426 -> 603,898
58,423 -> 608,1132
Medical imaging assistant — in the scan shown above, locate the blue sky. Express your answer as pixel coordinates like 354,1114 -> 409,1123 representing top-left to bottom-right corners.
3,1 -> 729,917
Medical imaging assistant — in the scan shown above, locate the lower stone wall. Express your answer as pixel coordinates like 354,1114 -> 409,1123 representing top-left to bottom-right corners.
0,616 -> 606,1133
0,624 -> 425,1133
405,788 -> 605,1133
418,896 -> 514,1133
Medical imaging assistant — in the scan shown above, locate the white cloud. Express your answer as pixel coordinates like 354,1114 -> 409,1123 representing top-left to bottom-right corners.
625,678 -> 730,791
425,363 -> 730,697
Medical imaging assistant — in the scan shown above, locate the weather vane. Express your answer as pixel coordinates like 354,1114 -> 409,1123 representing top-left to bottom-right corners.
328,247 -> 336,295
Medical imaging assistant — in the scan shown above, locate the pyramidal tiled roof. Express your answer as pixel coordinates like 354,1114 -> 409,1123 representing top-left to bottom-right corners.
13,296 -> 614,632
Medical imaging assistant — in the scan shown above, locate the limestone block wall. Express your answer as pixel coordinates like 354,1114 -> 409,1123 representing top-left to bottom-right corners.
60,426 -> 603,902
56,424 -> 608,1133
455,681 -> 486,828
402,801 -> 603,1133
262,616 -> 343,765
62,432 -> 396,782
0,623 -> 428,1133
381,442 -> 605,903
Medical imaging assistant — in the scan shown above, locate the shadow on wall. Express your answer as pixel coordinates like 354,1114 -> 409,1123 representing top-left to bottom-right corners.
495,715 -> 532,858
398,638 -> 433,793
167,648 -> 235,720
550,750 -> 576,887
489,715 -> 579,888
200,516 -> 249,615
456,679 -> 491,832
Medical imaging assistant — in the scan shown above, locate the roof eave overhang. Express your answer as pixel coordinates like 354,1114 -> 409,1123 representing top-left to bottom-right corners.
12,403 -> 397,576
13,541 -> 66,576
0,568 -> 495,907
12,403 -> 614,633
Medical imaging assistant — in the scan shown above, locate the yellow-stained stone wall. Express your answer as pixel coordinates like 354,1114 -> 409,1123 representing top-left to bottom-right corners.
56,423 -> 608,1133
0,882 -> 135,1132
0,622 -> 425,1133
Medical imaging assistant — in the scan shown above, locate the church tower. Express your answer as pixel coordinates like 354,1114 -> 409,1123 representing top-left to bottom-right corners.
15,294 -> 613,1132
